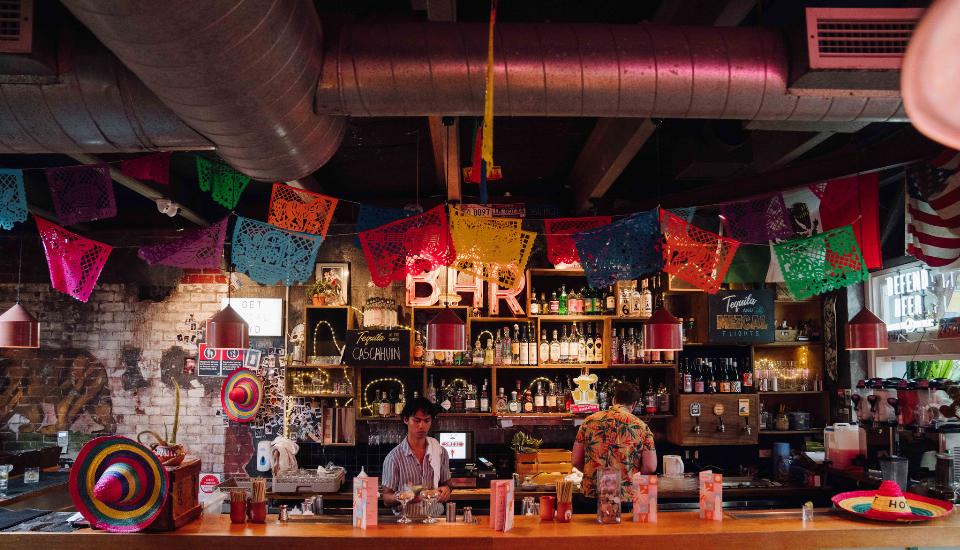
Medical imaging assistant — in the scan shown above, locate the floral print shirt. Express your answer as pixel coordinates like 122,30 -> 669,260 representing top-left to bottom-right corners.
575,404 -> 655,499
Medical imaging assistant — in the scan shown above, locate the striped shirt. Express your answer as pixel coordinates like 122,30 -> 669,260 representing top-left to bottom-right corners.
382,437 -> 450,517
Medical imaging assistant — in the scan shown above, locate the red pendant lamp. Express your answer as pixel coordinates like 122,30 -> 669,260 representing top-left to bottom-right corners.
426,270 -> 466,352
643,307 -> 683,351
206,269 -> 248,349
846,307 -> 888,351
0,240 -> 39,349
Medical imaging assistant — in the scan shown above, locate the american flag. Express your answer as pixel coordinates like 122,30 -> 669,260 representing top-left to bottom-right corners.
907,149 -> 960,268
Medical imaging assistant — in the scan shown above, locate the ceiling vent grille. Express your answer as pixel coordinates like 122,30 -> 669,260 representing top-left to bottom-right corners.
806,7 -> 923,70
0,0 -> 31,54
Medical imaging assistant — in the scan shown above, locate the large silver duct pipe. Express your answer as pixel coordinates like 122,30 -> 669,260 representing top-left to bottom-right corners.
63,0 -> 346,181
0,23 -> 210,154
317,22 -> 906,122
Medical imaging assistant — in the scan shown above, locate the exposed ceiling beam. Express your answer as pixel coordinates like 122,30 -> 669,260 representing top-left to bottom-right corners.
68,153 -> 208,227
570,119 -> 658,213
428,116 -> 461,202
750,131 -> 835,172
655,128 -> 943,208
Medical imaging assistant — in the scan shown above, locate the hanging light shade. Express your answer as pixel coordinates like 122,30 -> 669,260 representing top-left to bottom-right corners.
206,304 -> 248,349
426,308 -> 466,352
846,307 -> 888,351
0,302 -> 39,348
643,307 -> 683,351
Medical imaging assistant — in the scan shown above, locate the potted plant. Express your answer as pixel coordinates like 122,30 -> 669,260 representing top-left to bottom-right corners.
308,279 -> 332,306
137,379 -> 187,466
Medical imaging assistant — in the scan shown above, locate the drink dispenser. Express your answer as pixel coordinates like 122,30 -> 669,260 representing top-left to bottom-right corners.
852,380 -> 869,424
898,380 -> 921,427
864,378 -> 883,424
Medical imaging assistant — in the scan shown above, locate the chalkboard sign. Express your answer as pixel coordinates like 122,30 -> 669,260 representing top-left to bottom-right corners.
707,289 -> 775,344
342,329 -> 411,366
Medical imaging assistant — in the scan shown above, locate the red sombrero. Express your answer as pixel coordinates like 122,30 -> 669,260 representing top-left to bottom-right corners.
69,436 -> 169,533
832,480 -> 954,523
220,367 -> 264,422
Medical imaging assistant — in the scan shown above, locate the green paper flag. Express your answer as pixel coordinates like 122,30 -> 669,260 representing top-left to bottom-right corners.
772,225 -> 869,300
195,156 -> 249,210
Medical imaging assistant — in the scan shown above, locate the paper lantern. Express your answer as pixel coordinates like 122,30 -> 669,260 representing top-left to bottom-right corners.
846,308 -> 888,351
661,210 -> 740,294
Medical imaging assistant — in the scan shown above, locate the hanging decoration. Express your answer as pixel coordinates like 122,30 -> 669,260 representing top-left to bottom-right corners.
669,207 -> 697,223
359,204 -> 456,288
120,152 -> 172,184
0,168 -> 28,230
195,156 -> 250,209
354,204 -> 414,247
231,216 -> 322,286
719,194 -> 793,244
574,209 -> 662,289
137,216 -> 228,269
267,182 -> 338,237
773,224 -> 869,300
44,164 -> 117,226
35,216 -> 112,303
467,0 -> 498,191
543,216 -> 612,266
448,206 -> 533,287
661,210 -> 740,294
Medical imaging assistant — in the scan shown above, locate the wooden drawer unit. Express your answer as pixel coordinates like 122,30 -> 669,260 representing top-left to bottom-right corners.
667,394 -> 759,446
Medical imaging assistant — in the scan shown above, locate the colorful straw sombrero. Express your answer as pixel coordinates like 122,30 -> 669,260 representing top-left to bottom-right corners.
832,480 -> 954,523
220,367 -> 264,422
69,436 -> 169,533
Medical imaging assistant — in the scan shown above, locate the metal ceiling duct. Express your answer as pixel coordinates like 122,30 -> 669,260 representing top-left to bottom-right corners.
0,23 -> 210,154
63,0 -> 345,181
316,22 -> 907,122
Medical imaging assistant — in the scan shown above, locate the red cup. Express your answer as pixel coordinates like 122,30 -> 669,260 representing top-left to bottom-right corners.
247,500 -> 267,523
540,496 -> 556,521
556,502 -> 572,523
230,499 -> 247,523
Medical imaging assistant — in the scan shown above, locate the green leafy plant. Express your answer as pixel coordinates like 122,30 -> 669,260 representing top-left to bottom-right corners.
307,278 -> 332,298
511,431 -> 543,454
137,379 -> 181,446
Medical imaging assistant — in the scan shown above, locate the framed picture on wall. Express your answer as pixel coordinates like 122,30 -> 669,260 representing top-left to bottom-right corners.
315,262 -> 350,305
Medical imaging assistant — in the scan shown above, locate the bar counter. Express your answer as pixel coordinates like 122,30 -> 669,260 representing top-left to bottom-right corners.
5,511 -> 960,550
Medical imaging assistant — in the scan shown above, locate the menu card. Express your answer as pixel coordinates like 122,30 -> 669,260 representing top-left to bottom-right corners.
489,479 -> 515,532
353,476 -> 378,528
632,474 -> 657,523
698,470 -> 723,521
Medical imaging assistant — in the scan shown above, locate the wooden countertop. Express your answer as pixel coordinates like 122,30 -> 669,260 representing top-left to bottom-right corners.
4,511 -> 960,550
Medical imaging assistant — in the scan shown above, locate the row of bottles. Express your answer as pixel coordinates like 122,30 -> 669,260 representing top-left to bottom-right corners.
617,277 -> 657,318
595,376 -> 671,414
529,285 -> 616,316
371,390 -> 415,417
679,357 -> 754,394
426,376 -> 492,413
496,377 -> 580,414
609,326 -> 675,365
539,323 -> 604,364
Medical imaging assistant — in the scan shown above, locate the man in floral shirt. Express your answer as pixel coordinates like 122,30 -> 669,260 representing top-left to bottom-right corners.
573,382 -> 657,499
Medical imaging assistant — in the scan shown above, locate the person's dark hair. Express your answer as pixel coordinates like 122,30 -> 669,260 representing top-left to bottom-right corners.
612,382 -> 640,406
401,397 -> 438,421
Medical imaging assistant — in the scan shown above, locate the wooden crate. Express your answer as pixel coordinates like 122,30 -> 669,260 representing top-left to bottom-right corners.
514,449 -> 572,476
146,458 -> 202,531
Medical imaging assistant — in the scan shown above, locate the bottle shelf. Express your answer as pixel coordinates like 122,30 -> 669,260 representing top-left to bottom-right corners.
602,363 -> 677,369
438,412 -> 495,417
536,363 -> 596,369
424,365 -> 494,369
758,391 -> 825,396
535,315 -> 608,322
755,341 -> 822,348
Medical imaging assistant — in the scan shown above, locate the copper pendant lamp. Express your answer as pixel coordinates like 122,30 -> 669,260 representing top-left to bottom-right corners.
846,307 -> 888,351
643,306 -> 683,352
426,269 -> 466,352
206,269 -> 248,349
0,240 -> 39,349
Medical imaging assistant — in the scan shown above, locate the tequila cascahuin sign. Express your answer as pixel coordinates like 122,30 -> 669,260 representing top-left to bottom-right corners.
342,329 -> 411,366
707,289 -> 774,343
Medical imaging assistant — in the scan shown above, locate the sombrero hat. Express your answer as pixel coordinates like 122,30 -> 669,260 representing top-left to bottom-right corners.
832,480 -> 954,523
69,436 -> 169,533
220,367 -> 264,422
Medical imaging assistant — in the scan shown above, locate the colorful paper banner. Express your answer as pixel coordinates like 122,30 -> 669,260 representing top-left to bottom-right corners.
138,216 -> 228,269
45,164 -> 117,225
35,216 -> 112,302
661,210 -> 740,294
0,168 -> 28,230
231,216 -> 322,285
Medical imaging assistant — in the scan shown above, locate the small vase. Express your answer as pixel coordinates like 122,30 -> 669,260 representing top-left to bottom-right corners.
311,294 -> 325,306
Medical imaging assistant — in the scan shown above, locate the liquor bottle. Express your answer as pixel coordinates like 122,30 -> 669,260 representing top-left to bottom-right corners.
598,380 -> 609,410
507,390 -> 521,413
484,337 -> 494,366
380,391 -> 392,417
564,376 -> 574,412
480,379 -> 490,412
496,387 -> 508,413
625,328 -> 636,364
464,385 -> 477,412
427,375 -> 437,403
593,322 -> 603,364
657,382 -> 670,413
546,382 -> 559,413
639,279 -> 653,318
694,361 -> 705,393
519,326 -> 530,366
502,327 -> 513,366
414,331 -> 425,364
567,289 -> 579,315
511,324 -> 521,364
549,329 -> 561,363
620,286 -> 631,317
549,292 -> 560,315
558,325 -> 569,363
583,287 -> 594,315
731,360 -> 742,393
706,361 -> 717,394
530,291 -> 540,315
440,379 -> 452,411
741,359 -> 754,391
527,325 -> 538,364
644,381 -> 657,414
605,286 -> 616,315
453,384 -> 466,413
559,285 -> 568,316
534,382 -> 546,413
539,329 -> 549,364
682,358 -> 693,393
522,388 -> 535,413
577,323 -> 587,364
719,362 -> 730,393
395,390 -> 405,416
610,328 -> 620,365
472,339 -> 484,366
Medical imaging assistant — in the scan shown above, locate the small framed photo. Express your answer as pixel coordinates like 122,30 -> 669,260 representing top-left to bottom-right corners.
315,262 -> 350,305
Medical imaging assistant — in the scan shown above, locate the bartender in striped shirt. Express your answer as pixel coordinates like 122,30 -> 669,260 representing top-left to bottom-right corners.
381,397 -> 452,517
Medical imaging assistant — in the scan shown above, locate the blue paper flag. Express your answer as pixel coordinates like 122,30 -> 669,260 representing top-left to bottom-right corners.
574,209 -> 663,289
231,216 -> 322,285
0,169 -> 28,230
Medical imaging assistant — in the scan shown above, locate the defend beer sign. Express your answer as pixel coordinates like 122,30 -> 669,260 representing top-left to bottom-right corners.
707,289 -> 774,344
342,329 -> 410,367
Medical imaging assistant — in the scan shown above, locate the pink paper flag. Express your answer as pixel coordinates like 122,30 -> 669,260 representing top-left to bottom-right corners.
121,152 -> 172,184
35,216 -> 112,302
137,217 -> 228,269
